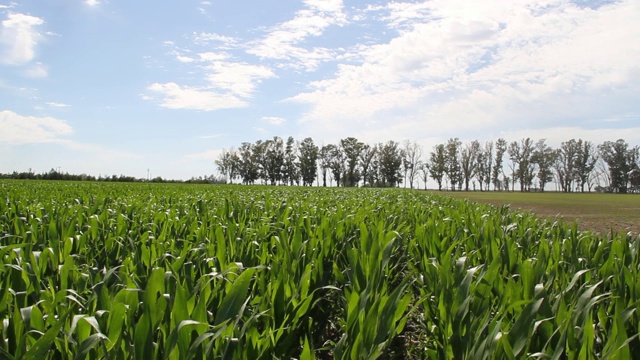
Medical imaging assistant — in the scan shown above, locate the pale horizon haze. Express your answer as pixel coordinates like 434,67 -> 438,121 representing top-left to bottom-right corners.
1,0 -> 639,181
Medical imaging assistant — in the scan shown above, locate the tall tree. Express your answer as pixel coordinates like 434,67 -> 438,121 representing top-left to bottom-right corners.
252,140 -> 269,184
460,140 -> 480,191
419,163 -> 429,190
237,142 -> 260,184
593,158 -> 611,190
598,139 -> 638,193
403,140 -> 423,189
554,139 -> 580,192
508,138 -> 534,192
574,140 -> 598,192
492,138 -> 507,191
428,144 -> 447,191
531,139 -> 557,191
359,144 -> 376,187
263,137 -> 284,185
475,141 -> 493,191
378,140 -> 404,187
368,144 -> 382,187
298,137 -> 319,186
327,144 -> 345,187
318,144 -> 332,187
444,138 -> 462,191
215,147 -> 239,184
283,136 -> 299,186
341,137 -> 363,187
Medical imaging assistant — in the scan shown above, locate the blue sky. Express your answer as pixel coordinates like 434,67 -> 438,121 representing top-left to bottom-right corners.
1,0 -> 639,180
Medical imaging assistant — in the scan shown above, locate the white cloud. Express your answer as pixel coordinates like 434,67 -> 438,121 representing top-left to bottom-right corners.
205,61 -> 275,97
172,50 -> 230,64
247,0 -> 347,71
198,52 -> 229,61
176,55 -> 196,63
46,101 -> 70,107
150,47 -> 275,110
290,0 -> 640,143
0,12 -> 44,65
193,32 -> 237,47
262,116 -> 286,125
0,110 -> 72,144
85,0 -> 100,7
146,82 -> 248,111
381,1 -> 432,30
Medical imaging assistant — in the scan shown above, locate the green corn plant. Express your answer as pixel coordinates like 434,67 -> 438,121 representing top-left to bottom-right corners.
1,181 -> 639,359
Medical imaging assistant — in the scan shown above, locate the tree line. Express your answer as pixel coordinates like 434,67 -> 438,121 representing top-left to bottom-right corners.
0,169 -> 226,184
216,137 -> 640,193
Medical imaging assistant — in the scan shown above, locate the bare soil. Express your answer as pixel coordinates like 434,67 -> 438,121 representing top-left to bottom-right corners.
435,191 -> 640,236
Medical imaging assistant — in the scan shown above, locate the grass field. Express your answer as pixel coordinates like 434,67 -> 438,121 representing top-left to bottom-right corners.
436,191 -> 640,235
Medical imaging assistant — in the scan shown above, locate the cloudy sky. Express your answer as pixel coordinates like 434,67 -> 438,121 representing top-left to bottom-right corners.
1,0 -> 639,180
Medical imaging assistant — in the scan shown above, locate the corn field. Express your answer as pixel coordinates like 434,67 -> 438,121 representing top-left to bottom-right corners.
0,181 -> 639,359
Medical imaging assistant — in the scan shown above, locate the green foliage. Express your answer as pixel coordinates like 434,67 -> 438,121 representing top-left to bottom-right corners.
0,181 -> 639,358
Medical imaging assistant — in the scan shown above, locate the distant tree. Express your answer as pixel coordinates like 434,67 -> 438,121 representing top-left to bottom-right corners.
492,138 -> 507,191
283,136 -> 299,186
460,140 -> 480,191
475,141 -> 493,191
419,163 -> 429,190
252,140 -> 270,184
428,144 -> 447,191
531,139 -> 557,191
508,138 -> 534,192
298,137 -> 319,186
367,144 -> 382,187
318,144 -> 332,187
378,140 -> 404,187
403,140 -> 423,189
444,138 -> 462,191
215,151 -> 229,181
341,137 -> 363,187
358,144 -> 376,187
507,160 -> 517,192
261,137 -> 284,185
266,139 -> 279,184
574,140 -> 598,192
554,139 -> 580,192
503,174 -> 510,192
327,144 -> 345,187
593,157 -> 611,190
598,139 -> 639,193
215,147 -> 239,184
238,142 -> 260,184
